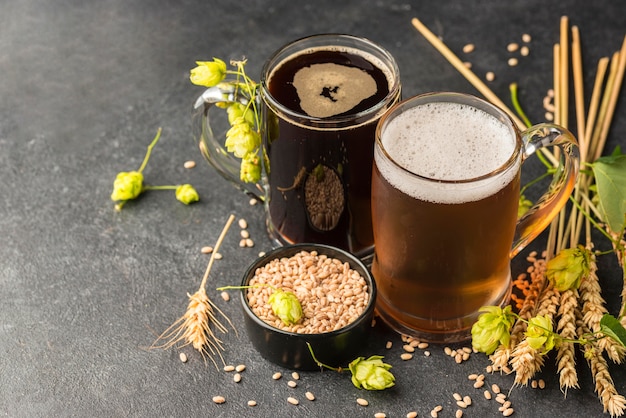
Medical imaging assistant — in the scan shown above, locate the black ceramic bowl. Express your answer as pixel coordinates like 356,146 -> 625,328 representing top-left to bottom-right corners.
240,243 -> 377,371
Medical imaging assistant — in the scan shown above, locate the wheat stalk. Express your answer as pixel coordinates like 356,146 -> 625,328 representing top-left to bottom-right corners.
556,288 -> 580,392
150,214 -> 237,368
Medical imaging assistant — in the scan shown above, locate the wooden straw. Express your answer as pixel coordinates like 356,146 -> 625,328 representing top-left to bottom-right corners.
594,36 -> 626,161
571,26 -> 586,160
559,16 -> 570,128
584,57 -> 610,153
590,53 -> 620,162
553,44 -> 562,126
411,17 -> 526,130
568,26 -> 585,247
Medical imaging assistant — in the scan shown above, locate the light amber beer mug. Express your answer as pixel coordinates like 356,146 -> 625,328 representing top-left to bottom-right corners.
371,92 -> 579,343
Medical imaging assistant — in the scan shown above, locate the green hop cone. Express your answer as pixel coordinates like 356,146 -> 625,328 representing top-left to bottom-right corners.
348,356 -> 395,390
240,153 -> 261,183
111,171 -> 144,202
471,305 -> 516,355
226,103 -> 256,127
225,119 -> 261,158
525,315 -> 557,353
189,58 -> 227,87
268,290 -> 303,325
518,194 -> 533,218
546,246 -> 591,291
175,184 -> 200,205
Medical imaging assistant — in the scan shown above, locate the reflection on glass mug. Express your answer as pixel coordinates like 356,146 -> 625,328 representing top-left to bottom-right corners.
193,34 -> 401,260
371,92 -> 580,343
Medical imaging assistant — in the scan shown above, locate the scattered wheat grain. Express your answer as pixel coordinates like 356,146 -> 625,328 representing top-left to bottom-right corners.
235,364 -> 246,372
357,398 -> 369,406
502,407 -> 515,416
234,373 -> 242,383
401,353 -> 414,361
201,246 -> 213,254
287,396 -> 299,405
220,291 -> 230,302
507,43 -> 519,52
305,391 -> 315,401
272,372 -> 282,380
463,43 -> 475,53
179,352 -> 187,363
247,400 -> 257,407
212,396 -> 225,404
224,365 -> 235,372
508,57 -> 518,66
183,160 -> 196,169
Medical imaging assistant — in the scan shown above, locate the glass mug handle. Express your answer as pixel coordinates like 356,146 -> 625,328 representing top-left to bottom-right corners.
192,85 -> 266,201
511,123 -> 580,257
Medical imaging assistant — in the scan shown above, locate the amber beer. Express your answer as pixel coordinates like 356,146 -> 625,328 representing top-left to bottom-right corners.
372,96 -> 522,342
261,35 -> 400,259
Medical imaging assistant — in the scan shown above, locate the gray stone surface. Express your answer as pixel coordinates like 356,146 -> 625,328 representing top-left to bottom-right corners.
1,1 -> 624,417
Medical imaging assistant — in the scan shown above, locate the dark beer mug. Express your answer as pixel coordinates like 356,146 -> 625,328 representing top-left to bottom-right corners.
194,34 -> 401,260
371,92 -> 580,343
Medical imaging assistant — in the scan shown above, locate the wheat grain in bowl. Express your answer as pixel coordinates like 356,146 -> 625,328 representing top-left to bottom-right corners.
246,250 -> 370,334
239,243 -> 377,370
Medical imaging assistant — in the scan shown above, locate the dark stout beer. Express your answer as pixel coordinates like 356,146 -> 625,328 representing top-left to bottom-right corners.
372,100 -> 520,342
263,44 -> 399,258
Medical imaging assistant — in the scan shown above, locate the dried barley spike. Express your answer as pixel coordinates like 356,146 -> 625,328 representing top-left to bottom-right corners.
150,214 -> 237,369
556,289 -> 579,392
580,250 -> 626,363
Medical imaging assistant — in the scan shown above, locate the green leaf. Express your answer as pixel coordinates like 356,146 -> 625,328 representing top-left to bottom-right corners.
600,314 -> 626,347
590,147 -> 626,234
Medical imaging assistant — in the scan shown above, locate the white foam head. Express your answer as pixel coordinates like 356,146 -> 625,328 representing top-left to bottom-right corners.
376,101 -> 520,204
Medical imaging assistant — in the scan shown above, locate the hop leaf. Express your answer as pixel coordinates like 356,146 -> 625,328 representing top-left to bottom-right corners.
225,119 -> 261,158
175,184 -> 200,205
190,58 -> 227,87
348,356 -> 395,390
111,171 -> 144,202
525,315 -> 557,353
268,290 -> 303,325
471,305 -> 516,355
546,246 -> 591,291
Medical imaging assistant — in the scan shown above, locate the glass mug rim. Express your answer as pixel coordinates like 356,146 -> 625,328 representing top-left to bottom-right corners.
375,92 -> 523,184
260,33 -> 401,130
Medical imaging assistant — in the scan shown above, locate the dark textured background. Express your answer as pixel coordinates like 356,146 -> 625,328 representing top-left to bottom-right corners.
1,1 -> 625,417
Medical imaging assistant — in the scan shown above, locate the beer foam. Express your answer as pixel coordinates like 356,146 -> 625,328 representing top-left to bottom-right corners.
293,63 -> 377,118
377,102 -> 519,204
